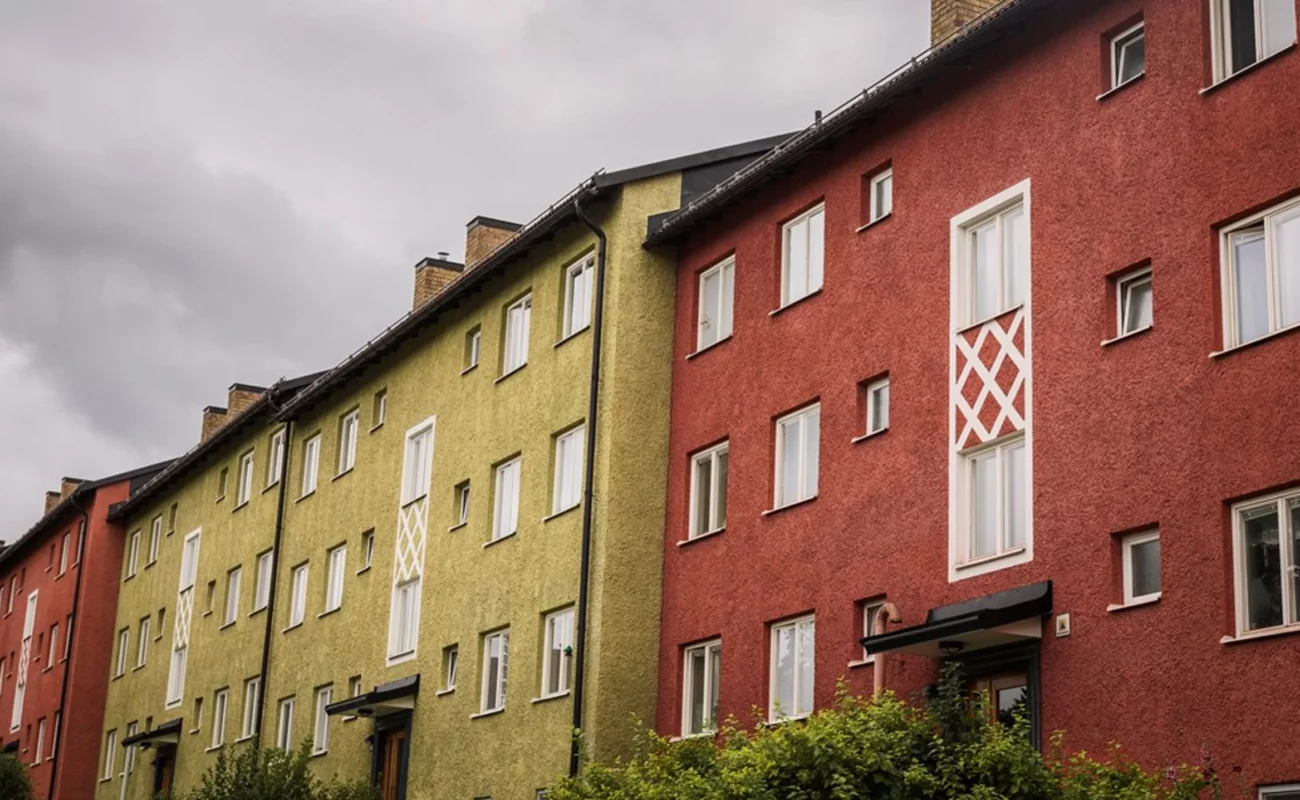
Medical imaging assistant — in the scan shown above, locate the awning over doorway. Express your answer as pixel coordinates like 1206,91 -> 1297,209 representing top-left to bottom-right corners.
122,718 -> 183,749
326,674 -> 419,719
863,580 -> 1052,657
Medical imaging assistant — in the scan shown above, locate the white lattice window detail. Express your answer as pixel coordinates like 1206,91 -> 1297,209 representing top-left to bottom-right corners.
389,417 -> 435,664
167,529 -> 201,707
9,591 -> 37,732
949,181 -> 1033,581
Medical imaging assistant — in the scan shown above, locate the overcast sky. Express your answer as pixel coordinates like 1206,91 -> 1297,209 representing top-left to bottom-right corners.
0,0 -> 926,533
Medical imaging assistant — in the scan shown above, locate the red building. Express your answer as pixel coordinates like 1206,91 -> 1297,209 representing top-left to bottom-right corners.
0,463 -> 168,799
649,0 -> 1300,791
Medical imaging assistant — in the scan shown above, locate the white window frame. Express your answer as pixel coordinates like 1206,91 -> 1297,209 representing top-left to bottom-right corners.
768,615 -> 815,723
562,255 -> 595,339
455,483 -> 471,527
115,628 -> 129,677
388,578 -> 421,661
502,294 -> 533,375
1210,0 -> 1298,82
959,200 -> 1028,327
869,169 -> 893,224
136,617 -> 150,667
102,729 -> 117,779
325,545 -> 346,613
696,256 -> 736,351
1116,267 -> 1153,337
166,529 -> 201,709
211,688 -> 229,748
681,639 -> 721,737
540,608 -> 574,699
1231,487 -> 1300,637
268,428 -> 285,487
780,203 -> 825,307
47,623 -> 58,664
956,434 -> 1028,568
1110,21 -> 1146,89
338,409 -> 359,475
49,711 -> 58,760
773,403 -> 820,509
288,564 -> 308,628
312,685 -> 332,754
865,378 -> 890,436
126,531 -> 141,578
241,677 -> 261,740
466,327 -> 482,370
224,566 -> 241,625
34,717 -> 45,764
400,424 -> 434,506
373,390 -> 387,428
552,425 -> 585,515
362,532 -> 374,569
1259,784 -> 1300,800
276,697 -> 295,750
444,645 -> 458,691
492,457 -> 522,542
1219,196 -> 1300,349
1121,529 -> 1162,605
301,435 -> 321,497
236,450 -> 255,506
688,442 -> 728,540
254,551 -> 273,612
148,516 -> 161,565
857,600 -> 886,664
480,629 -> 509,713
58,533 -> 70,575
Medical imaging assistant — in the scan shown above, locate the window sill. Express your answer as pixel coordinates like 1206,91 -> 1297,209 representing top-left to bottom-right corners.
957,303 -> 1025,336
483,532 -> 516,549
554,326 -> 590,349
232,501 -> 249,513
202,609 -> 214,618
369,422 -> 384,433
400,493 -> 428,510
249,606 -> 267,618
847,657 -> 876,670
761,714 -> 809,728
532,690 -> 570,705
215,496 -> 226,504
144,560 -> 156,570
1101,325 -> 1152,347
355,565 -> 372,576
386,650 -> 416,668
543,504 -> 581,524
317,607 -> 341,620
677,528 -> 724,548
762,495 -> 818,517
133,663 -> 147,672
235,735 -> 254,744
460,363 -> 479,376
855,212 -> 892,233
296,491 -> 316,504
205,745 -> 225,753
1211,321 -> 1300,358
954,547 -> 1027,572
310,750 -> 328,759
1107,594 -> 1160,613
1221,622 -> 1300,646
435,687 -> 455,698
262,480 -> 280,495
851,428 -> 888,444
124,574 -> 136,583
770,289 -> 822,318
1096,71 -> 1145,102
448,522 -> 468,533
686,336 -> 732,361
332,468 -> 354,483
495,364 -> 528,384
42,664 -> 54,674
283,622 -> 303,634
219,621 -> 236,631
1201,43 -> 1296,95
470,708 -> 505,720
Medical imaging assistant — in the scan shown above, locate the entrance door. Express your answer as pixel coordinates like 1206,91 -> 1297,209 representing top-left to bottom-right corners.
377,728 -> 407,800
153,747 -> 176,798
968,671 -> 1028,728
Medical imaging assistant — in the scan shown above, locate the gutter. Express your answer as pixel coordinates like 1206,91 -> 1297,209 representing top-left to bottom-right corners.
47,497 -> 89,800
568,193 -> 608,778
254,399 -> 294,746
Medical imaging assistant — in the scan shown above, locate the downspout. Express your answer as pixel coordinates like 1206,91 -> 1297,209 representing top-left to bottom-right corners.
48,497 -> 89,800
569,193 -> 607,778
255,388 -> 294,746
872,602 -> 902,698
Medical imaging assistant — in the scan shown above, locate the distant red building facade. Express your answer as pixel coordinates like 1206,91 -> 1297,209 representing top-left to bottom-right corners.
653,0 -> 1300,790
0,464 -> 166,799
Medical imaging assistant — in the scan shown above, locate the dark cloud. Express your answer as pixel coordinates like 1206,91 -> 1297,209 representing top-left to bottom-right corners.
0,0 -> 925,528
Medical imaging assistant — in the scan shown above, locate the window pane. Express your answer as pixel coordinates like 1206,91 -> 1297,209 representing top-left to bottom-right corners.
1131,538 -> 1161,598
971,451 -> 998,558
779,420 -> 801,507
688,649 -> 705,733
1123,278 -> 1153,333
796,620 -> 815,716
972,221 -> 999,321
1263,0 -> 1297,57
774,626 -> 795,718
996,684 -> 1027,728
870,384 -> 889,432
1004,442 -> 1026,550
699,270 -> 720,348
1242,504 -> 1283,630
693,456 -> 713,536
803,409 -> 820,499
785,220 -> 809,302
1291,498 -> 1300,624
714,450 -> 728,530
1003,207 -> 1028,309
1233,229 -> 1270,343
807,209 -> 825,294
708,645 -> 721,728
1117,32 -> 1146,84
1275,211 -> 1300,328
1229,0 -> 1259,72
720,264 -> 735,339
875,174 -> 893,219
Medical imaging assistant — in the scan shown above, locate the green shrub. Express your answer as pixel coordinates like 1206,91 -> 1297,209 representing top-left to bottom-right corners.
0,752 -> 35,800
175,741 -> 375,800
548,665 -> 1216,800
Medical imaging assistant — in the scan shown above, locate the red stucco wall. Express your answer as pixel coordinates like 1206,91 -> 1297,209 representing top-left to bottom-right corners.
658,0 -> 1300,787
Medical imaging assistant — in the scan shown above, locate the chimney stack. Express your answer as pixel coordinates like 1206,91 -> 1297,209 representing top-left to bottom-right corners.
60,477 -> 84,499
931,0 -> 1002,45
413,255 -> 465,310
227,384 -> 266,418
201,405 -> 228,442
44,491 -> 62,515
465,216 -> 522,269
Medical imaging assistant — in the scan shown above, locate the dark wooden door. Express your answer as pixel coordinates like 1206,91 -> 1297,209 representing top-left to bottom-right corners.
153,748 -> 176,798
378,728 -> 407,800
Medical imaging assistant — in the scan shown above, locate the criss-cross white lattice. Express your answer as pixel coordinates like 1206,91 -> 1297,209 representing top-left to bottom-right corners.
954,308 -> 1026,450
174,588 -> 193,647
10,594 -> 36,731
394,497 -> 428,584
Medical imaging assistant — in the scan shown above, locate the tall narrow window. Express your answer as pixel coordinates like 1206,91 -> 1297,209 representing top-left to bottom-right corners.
1110,21 -> 1146,89
338,410 -> 359,474
126,531 -> 141,578
443,645 -> 458,691
224,566 -> 242,625
492,457 -> 522,542
962,436 -> 1027,562
58,533 -> 69,575
465,326 -> 482,371
361,531 -> 375,569
325,546 -> 346,613
781,204 -> 825,307
49,712 -> 58,760
775,404 -> 820,509
552,426 -> 585,515
241,677 -> 261,740
288,565 -> 308,628
46,623 -> 58,664
34,718 -> 45,764
697,256 -> 736,351
563,255 -> 595,338
865,378 -> 890,435
236,450 -> 255,506
401,426 -> 433,506
168,503 -> 178,534
1117,268 -> 1153,336
541,608 -> 574,698
102,730 -> 117,779
769,615 -> 815,722
148,516 -> 162,565
136,617 -> 150,667
869,169 -> 893,224
967,203 -> 1027,324
389,579 -> 421,659
313,686 -> 332,754
480,629 -> 509,713
254,551 -> 273,612
502,295 -> 532,375
301,435 -> 321,497
455,482 -> 471,527
1221,197 -> 1300,348
1213,0 -> 1297,79
859,599 -> 885,662
212,688 -> 229,748
1233,489 -> 1300,634
1121,529 -> 1161,605
372,389 -> 387,428
689,443 -> 729,539
276,697 -> 295,750
682,639 -> 721,737
115,628 -> 129,677
217,467 -> 229,501
267,429 -> 285,487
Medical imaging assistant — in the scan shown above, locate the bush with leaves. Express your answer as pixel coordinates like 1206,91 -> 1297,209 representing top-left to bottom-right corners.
0,751 -> 35,800
548,664 -> 1216,800
175,741 -> 376,800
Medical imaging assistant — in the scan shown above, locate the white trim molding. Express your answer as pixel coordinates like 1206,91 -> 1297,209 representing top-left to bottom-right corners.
388,415 -> 435,665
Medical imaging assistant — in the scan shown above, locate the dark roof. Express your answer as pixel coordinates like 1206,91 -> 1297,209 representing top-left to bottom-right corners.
326,674 -> 420,717
0,459 -> 175,573
275,133 -> 791,420
644,0 -> 1056,246
108,372 -> 325,523
122,717 -> 183,748
864,580 -> 1052,655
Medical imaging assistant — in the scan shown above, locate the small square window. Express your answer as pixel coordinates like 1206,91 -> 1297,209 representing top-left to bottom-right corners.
454,482 -> 471,527
858,599 -> 886,663
443,645 -> 458,691
372,389 -> 387,428
465,326 -> 482,372
361,530 -> 375,570
868,169 -> 893,224
865,378 -> 890,436
1110,21 -> 1146,89
1117,269 -> 1153,337
1121,530 -> 1161,605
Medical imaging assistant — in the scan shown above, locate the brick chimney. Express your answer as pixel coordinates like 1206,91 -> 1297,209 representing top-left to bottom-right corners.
413,254 -> 465,310
932,0 -> 1002,45
227,384 -> 266,418
201,405 -> 228,442
60,477 -> 84,498
44,491 -> 61,515
465,216 -> 521,268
